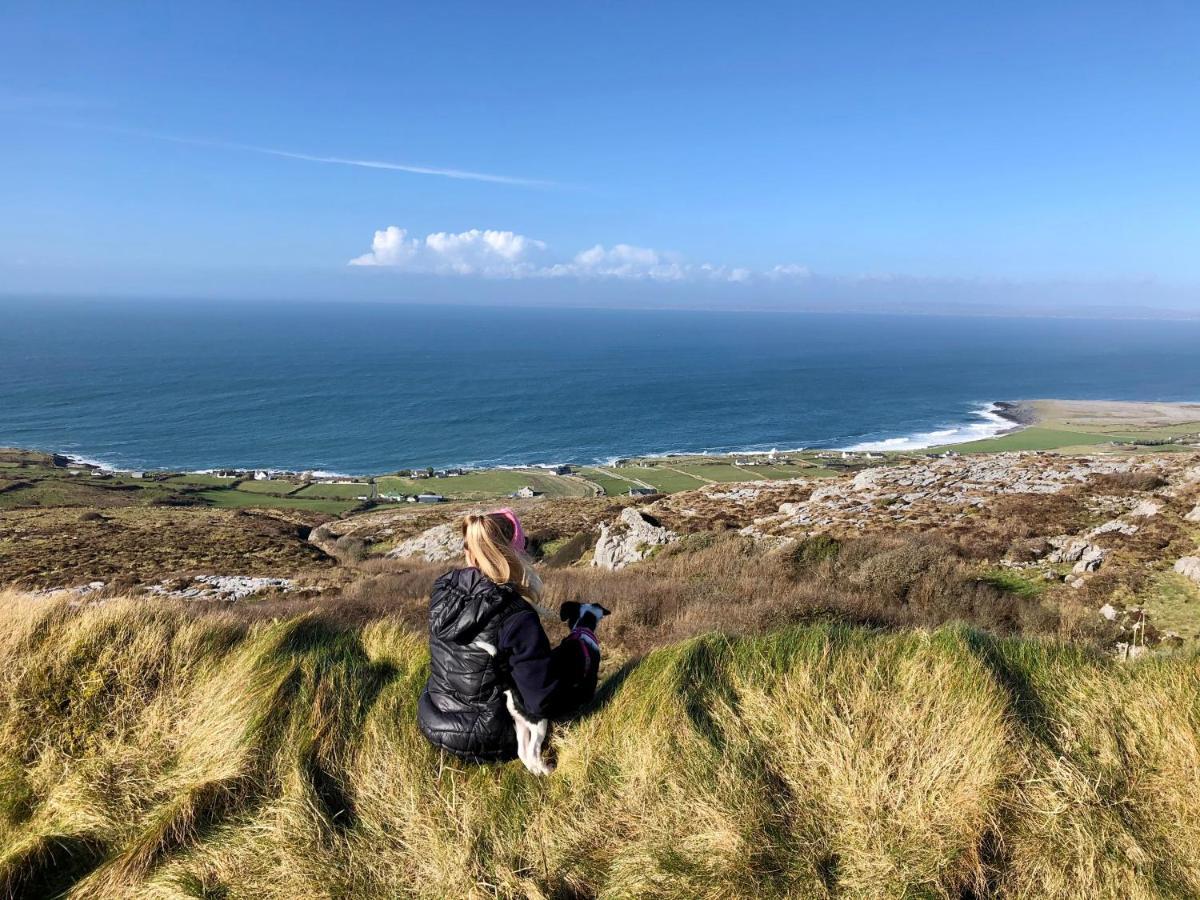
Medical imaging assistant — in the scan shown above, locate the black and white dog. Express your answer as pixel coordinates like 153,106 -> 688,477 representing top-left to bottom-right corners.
474,601 -> 609,776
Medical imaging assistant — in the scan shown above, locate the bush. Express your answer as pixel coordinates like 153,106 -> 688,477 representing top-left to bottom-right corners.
785,533 -> 840,576
1091,471 -> 1168,492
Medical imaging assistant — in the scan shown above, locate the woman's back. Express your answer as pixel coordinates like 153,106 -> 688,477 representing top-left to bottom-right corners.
418,566 -> 533,762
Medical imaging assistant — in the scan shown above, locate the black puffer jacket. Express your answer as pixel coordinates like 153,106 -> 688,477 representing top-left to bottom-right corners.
417,567 -> 535,762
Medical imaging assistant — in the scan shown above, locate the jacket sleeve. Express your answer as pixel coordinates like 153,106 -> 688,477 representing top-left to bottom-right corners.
498,609 -> 560,718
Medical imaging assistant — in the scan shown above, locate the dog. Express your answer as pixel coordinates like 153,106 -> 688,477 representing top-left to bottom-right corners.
473,601 -> 610,776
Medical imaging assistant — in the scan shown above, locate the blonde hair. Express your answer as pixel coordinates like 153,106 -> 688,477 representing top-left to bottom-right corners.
461,512 -> 543,602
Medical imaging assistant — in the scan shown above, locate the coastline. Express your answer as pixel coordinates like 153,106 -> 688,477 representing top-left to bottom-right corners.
19,401 -> 1028,477
19,397 -> 1200,479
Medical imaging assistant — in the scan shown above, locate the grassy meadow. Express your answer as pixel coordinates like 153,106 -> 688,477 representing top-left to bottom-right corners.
2,591 -> 1199,899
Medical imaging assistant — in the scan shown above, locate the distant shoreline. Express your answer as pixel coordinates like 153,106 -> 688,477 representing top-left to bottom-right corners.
13,397 -> 1200,479
30,401 -> 1018,477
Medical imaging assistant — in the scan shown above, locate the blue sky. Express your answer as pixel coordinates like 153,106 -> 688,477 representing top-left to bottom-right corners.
2,2 -> 1199,311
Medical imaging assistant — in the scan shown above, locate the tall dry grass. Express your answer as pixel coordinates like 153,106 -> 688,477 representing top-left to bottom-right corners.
1,589 -> 1198,899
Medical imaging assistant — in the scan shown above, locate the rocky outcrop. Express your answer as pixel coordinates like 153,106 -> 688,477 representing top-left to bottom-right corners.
1089,519 -> 1138,538
1165,465 -> 1200,498
1072,546 -> 1109,574
386,522 -> 463,562
733,453 -> 1177,538
593,507 -> 678,570
146,575 -> 293,602
1175,557 -> 1200,585
1043,537 -> 1109,574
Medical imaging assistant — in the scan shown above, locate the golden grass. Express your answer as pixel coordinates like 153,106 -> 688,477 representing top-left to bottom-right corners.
1,589 -> 1198,899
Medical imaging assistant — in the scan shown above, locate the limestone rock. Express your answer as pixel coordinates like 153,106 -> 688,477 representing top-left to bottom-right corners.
1089,519 -> 1138,538
147,575 -> 293,602
1185,504 -> 1200,523
1174,556 -> 1200,585
1048,538 -> 1098,564
1072,545 -> 1108,574
1099,603 -> 1119,621
593,507 -> 678,570
386,522 -> 463,562
1130,499 -> 1162,518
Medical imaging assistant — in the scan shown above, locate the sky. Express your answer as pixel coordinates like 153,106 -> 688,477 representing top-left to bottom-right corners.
2,2 -> 1199,313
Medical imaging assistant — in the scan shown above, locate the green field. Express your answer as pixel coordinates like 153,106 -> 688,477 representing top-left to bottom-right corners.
163,474 -> 238,487
377,469 -> 588,500
926,427 -> 1116,454
232,479 -> 304,496
606,466 -> 707,493
196,489 -> 357,515
294,482 -> 373,499
674,463 -> 758,482
576,467 -> 638,496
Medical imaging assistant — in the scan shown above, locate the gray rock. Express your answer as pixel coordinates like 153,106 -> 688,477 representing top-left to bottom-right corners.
1072,545 -> 1109,574
593,506 -> 678,570
147,575 -> 293,602
1088,519 -> 1139,537
386,522 -> 463,562
1185,504 -> 1200,523
1048,538 -> 1097,564
1099,603 -> 1119,621
1174,556 -> 1200,585
1130,499 -> 1162,518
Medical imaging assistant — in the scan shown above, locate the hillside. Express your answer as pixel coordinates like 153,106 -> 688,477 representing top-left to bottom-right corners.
3,443 -> 1200,897
1,593 -> 1198,899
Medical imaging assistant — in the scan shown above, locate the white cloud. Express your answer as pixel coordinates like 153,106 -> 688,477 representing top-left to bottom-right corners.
768,263 -> 811,279
349,225 -> 809,283
348,226 -> 547,276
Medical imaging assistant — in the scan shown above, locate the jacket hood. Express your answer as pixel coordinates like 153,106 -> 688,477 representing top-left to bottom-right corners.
429,567 -> 516,643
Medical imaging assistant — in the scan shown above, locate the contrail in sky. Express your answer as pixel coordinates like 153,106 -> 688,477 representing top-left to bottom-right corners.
75,124 -> 559,187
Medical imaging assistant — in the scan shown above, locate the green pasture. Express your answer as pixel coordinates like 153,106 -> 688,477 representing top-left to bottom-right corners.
605,466 -> 707,493
926,427 -> 1115,454
576,468 -> 638,496
232,480 -> 304,496
196,489 -> 357,515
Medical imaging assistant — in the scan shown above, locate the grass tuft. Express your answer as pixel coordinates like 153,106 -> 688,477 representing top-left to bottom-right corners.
0,590 -> 1198,897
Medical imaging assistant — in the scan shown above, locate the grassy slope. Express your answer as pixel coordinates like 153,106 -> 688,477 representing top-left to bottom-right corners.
1,593 -> 1198,899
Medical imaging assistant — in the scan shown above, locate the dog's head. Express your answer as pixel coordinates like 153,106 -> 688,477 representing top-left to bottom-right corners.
559,601 -> 610,631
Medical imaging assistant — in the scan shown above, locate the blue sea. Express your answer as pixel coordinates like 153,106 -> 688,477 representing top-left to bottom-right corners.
2,298 -> 1199,474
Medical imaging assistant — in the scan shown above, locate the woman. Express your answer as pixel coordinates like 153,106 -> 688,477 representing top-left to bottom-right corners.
417,509 -> 601,763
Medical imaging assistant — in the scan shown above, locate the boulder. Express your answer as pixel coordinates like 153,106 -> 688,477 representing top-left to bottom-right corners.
1130,499 -> 1162,518
1072,545 -> 1108,574
593,507 -> 678,570
1174,556 -> 1200,585
1047,538 -> 1098,564
386,522 -> 463,562
1185,504 -> 1200,523
1099,603 -> 1119,621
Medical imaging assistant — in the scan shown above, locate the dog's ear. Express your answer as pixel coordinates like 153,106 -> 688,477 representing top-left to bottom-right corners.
559,601 -> 581,623
595,604 -> 611,617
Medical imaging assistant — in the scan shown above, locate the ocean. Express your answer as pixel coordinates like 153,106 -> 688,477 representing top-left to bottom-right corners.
1,298 -> 1198,474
